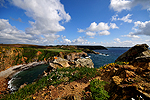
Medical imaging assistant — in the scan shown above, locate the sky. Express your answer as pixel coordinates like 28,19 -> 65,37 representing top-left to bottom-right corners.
0,0 -> 150,47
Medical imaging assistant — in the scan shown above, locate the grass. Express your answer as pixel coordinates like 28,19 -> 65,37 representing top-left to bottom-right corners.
2,67 -> 100,100
38,48 -> 70,52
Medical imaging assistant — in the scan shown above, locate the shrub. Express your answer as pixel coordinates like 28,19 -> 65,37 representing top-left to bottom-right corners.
90,79 -> 110,100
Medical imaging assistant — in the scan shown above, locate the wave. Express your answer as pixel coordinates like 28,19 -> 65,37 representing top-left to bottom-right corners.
99,53 -> 109,56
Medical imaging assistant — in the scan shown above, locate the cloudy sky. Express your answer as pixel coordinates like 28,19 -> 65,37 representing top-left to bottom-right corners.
0,0 -> 150,47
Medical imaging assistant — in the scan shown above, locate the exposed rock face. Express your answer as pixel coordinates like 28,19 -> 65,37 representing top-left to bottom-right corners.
100,64 -> 150,100
115,44 -> 150,63
106,44 -> 150,99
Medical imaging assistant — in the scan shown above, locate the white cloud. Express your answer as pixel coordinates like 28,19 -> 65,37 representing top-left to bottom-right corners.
0,0 -> 71,45
122,32 -> 140,38
114,38 -> 121,42
132,20 -> 150,36
78,22 -> 119,37
85,32 -> 96,36
112,14 -> 132,23
145,40 -> 150,42
111,14 -> 118,21
110,23 -> 119,29
59,36 -> 88,45
72,37 -> 87,44
77,28 -> 85,33
12,0 -> 71,35
98,30 -> 110,35
110,0 -> 150,12
0,18 -> 61,44
87,22 -> 110,32
60,36 -> 71,44
118,14 -> 132,23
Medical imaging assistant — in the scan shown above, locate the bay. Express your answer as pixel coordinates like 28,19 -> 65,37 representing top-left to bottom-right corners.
88,47 -> 130,68
8,64 -> 48,91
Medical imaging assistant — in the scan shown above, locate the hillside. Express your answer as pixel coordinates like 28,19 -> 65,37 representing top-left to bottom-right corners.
0,44 -> 149,100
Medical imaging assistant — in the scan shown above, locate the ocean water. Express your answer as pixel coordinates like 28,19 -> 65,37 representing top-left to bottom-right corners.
88,47 -> 130,68
8,64 -> 48,91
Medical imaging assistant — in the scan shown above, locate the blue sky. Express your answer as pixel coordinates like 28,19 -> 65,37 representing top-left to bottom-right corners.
0,0 -> 150,47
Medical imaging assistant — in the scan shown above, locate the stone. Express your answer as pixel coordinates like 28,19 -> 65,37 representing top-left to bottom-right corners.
74,58 -> 94,68
19,83 -> 27,89
112,76 -> 123,85
49,57 -> 70,69
61,94 -> 81,100
63,52 -> 88,61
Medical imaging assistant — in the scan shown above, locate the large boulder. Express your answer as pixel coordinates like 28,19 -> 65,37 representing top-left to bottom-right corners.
115,44 -> 150,63
75,58 -> 94,68
50,57 -> 70,69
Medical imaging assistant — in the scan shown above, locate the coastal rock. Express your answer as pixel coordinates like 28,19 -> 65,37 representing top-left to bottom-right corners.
19,83 -> 27,90
74,58 -> 94,68
50,57 -> 70,69
48,57 -> 94,69
63,52 -> 88,61
115,44 -> 150,63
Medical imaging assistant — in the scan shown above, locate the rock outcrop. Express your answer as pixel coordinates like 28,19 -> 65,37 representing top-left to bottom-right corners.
47,52 -> 94,73
59,51 -> 88,61
49,57 -> 70,69
105,44 -> 150,99
75,58 -> 94,68
100,63 -> 150,100
115,44 -> 150,63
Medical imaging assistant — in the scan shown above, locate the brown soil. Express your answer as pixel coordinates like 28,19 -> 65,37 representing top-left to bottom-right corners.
32,76 -> 101,100
0,78 -> 9,95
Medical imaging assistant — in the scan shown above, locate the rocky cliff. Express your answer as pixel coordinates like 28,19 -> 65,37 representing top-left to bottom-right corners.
103,44 -> 150,100
115,44 -> 150,63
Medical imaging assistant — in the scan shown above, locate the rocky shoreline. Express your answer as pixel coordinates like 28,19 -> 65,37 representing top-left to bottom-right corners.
0,61 -> 46,94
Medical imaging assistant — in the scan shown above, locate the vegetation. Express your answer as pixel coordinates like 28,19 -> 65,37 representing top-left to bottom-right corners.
2,67 -> 101,100
99,62 -> 129,70
90,79 -> 110,100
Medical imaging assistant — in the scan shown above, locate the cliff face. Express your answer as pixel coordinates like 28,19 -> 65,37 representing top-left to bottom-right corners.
0,46 -> 59,72
103,44 -> 150,100
0,47 -> 25,71
115,44 -> 150,63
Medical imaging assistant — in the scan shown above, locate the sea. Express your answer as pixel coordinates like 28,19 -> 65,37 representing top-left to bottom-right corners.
88,47 -> 130,68
8,47 -> 130,91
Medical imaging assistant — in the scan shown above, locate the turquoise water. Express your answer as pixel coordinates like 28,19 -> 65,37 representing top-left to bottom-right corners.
88,48 -> 130,68
8,64 -> 48,91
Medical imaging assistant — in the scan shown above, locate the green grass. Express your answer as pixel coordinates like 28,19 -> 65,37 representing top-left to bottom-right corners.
38,48 -> 70,52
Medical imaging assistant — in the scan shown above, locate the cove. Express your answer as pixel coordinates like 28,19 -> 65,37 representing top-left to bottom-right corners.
8,64 -> 48,91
